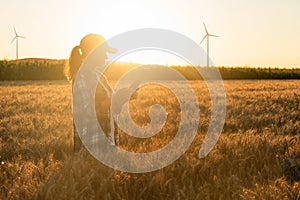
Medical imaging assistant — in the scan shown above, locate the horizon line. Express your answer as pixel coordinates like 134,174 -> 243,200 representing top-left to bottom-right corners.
0,57 -> 299,69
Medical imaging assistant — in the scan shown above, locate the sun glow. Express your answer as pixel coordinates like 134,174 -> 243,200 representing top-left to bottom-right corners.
76,1 -> 187,65
78,1 -> 163,38
108,49 -> 191,66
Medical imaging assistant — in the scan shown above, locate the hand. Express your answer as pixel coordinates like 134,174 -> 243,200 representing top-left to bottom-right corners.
112,88 -> 131,115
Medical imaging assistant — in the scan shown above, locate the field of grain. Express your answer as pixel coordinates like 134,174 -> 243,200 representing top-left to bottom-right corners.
0,80 -> 299,199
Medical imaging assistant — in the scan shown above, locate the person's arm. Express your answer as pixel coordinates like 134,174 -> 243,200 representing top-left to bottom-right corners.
99,73 -> 113,96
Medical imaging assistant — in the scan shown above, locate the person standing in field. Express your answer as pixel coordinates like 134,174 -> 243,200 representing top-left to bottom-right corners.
64,33 -> 118,153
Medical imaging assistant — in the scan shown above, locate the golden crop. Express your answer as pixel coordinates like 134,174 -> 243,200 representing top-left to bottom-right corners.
0,80 -> 299,199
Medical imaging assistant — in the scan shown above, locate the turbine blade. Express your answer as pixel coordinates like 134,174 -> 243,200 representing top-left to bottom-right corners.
10,36 -> 16,44
18,35 -> 26,39
203,22 -> 208,34
13,26 -> 17,36
209,34 -> 220,37
199,35 -> 207,44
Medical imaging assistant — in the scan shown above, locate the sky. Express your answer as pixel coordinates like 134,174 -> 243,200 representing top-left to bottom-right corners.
0,0 -> 299,67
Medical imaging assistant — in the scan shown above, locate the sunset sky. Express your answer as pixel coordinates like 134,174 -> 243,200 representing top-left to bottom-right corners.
1,0 -> 299,67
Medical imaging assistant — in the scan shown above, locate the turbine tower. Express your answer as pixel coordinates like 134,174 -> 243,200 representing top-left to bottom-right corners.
200,23 -> 219,67
11,27 -> 25,59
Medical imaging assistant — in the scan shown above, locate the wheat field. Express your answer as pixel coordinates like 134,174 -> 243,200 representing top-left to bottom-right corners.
0,80 -> 299,199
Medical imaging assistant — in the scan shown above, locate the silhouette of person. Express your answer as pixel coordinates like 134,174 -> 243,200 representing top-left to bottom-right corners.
64,33 -> 117,153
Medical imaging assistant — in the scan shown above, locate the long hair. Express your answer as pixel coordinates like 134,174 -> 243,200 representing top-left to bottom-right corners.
64,45 -> 82,82
64,34 -> 107,82
64,34 -> 113,106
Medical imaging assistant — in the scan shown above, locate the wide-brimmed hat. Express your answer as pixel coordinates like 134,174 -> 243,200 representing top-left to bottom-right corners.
80,34 -> 117,55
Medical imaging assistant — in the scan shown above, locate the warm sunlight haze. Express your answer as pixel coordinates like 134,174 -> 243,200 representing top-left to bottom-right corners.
0,0 -> 300,67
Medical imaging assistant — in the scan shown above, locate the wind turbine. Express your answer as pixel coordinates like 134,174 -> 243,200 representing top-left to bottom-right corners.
11,27 -> 25,59
200,23 -> 219,67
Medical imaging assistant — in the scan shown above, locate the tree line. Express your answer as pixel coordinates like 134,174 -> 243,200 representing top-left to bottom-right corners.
0,58 -> 299,81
